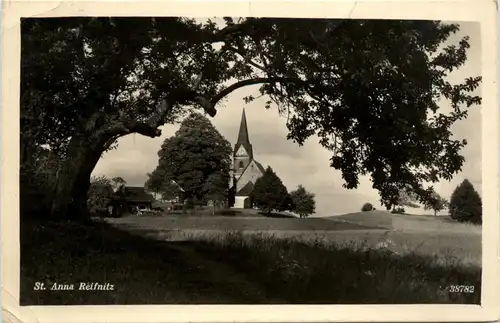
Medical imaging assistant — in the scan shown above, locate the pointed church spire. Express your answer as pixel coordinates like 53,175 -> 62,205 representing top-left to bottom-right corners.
237,108 -> 250,144
235,108 -> 253,158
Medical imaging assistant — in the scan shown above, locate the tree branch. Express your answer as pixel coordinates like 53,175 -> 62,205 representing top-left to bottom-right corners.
96,99 -> 172,140
210,20 -> 252,43
98,75 -> 304,142
210,77 -> 305,106
193,43 -> 232,91
227,45 -> 269,73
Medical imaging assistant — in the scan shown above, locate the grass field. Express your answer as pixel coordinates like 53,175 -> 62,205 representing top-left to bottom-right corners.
20,210 -> 481,305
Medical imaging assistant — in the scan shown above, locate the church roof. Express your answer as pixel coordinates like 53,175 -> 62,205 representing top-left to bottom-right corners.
236,181 -> 255,196
254,160 -> 266,174
235,108 -> 253,158
238,159 -> 266,179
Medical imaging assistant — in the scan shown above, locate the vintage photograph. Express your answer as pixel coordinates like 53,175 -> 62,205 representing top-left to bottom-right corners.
19,16 -> 483,306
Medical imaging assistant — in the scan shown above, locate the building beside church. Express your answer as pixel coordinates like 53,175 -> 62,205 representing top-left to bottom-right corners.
231,109 -> 267,209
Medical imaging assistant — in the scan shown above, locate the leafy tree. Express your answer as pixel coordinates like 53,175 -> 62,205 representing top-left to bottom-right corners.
161,182 -> 184,202
203,171 -> 230,214
145,169 -> 184,201
394,187 -> 421,210
289,185 -> 316,218
111,176 -> 127,191
21,17 -> 481,220
449,179 -> 482,224
251,166 -> 290,214
361,203 -> 374,212
145,169 -> 166,197
151,112 -> 232,203
423,190 -> 448,216
87,176 -> 113,215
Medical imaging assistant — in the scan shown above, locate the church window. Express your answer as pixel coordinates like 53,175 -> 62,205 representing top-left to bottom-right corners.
239,161 -> 244,169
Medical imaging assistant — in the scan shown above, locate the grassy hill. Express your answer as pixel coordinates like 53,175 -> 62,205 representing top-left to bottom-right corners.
326,210 -> 394,229
323,210 -> 481,267
327,210 -> 481,234
20,208 -> 482,305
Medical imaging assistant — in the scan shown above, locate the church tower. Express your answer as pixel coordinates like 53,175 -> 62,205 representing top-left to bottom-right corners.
230,108 -> 267,208
233,108 -> 253,180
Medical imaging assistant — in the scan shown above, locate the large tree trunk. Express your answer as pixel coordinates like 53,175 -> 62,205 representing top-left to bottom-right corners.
48,98 -> 174,221
50,134 -> 104,221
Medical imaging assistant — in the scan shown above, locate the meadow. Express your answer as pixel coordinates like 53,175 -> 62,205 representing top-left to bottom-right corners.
20,210 -> 481,305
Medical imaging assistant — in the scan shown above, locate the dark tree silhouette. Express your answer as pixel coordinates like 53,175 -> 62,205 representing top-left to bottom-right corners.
449,179 -> 482,224
251,167 -> 290,214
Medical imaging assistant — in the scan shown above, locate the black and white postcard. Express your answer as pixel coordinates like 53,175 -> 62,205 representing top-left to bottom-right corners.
2,0 -> 499,323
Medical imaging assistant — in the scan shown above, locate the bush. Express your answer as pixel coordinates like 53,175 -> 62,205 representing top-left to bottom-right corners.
361,203 -> 374,212
449,179 -> 482,224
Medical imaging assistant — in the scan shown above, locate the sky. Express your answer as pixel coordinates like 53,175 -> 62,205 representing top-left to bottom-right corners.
92,20 -> 482,217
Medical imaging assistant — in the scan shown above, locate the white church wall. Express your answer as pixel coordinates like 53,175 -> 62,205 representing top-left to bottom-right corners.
236,160 -> 264,191
234,196 -> 248,209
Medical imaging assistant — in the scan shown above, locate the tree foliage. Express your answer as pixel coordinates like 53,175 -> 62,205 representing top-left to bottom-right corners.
145,169 -> 184,201
111,176 -> 127,191
20,147 -> 61,218
449,179 -> 482,224
145,169 -> 165,195
151,112 -> 232,202
145,170 -> 164,195
162,182 -> 184,202
87,175 -> 113,215
251,166 -> 290,214
423,190 -> 448,216
289,185 -> 316,218
204,171 -> 230,214
21,17 -> 481,219
395,187 -> 421,209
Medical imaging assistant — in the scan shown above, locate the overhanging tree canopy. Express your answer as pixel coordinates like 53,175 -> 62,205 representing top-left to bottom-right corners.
20,17 -> 481,219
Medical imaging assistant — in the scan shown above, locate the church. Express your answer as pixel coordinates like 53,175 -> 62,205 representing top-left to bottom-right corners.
230,109 -> 267,209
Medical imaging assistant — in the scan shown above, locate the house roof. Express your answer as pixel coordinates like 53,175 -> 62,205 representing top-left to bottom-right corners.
236,181 -> 255,196
121,186 -> 155,203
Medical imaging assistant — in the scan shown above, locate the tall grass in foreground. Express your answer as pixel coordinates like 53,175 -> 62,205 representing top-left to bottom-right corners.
183,231 -> 481,304
20,219 -> 481,305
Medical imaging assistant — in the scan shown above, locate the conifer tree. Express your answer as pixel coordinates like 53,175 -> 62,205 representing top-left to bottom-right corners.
251,167 -> 290,214
449,179 -> 482,224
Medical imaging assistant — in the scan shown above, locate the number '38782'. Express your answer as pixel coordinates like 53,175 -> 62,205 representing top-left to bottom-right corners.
448,285 -> 475,293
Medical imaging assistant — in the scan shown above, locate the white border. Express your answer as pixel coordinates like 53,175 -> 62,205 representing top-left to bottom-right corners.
2,1 -> 499,322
